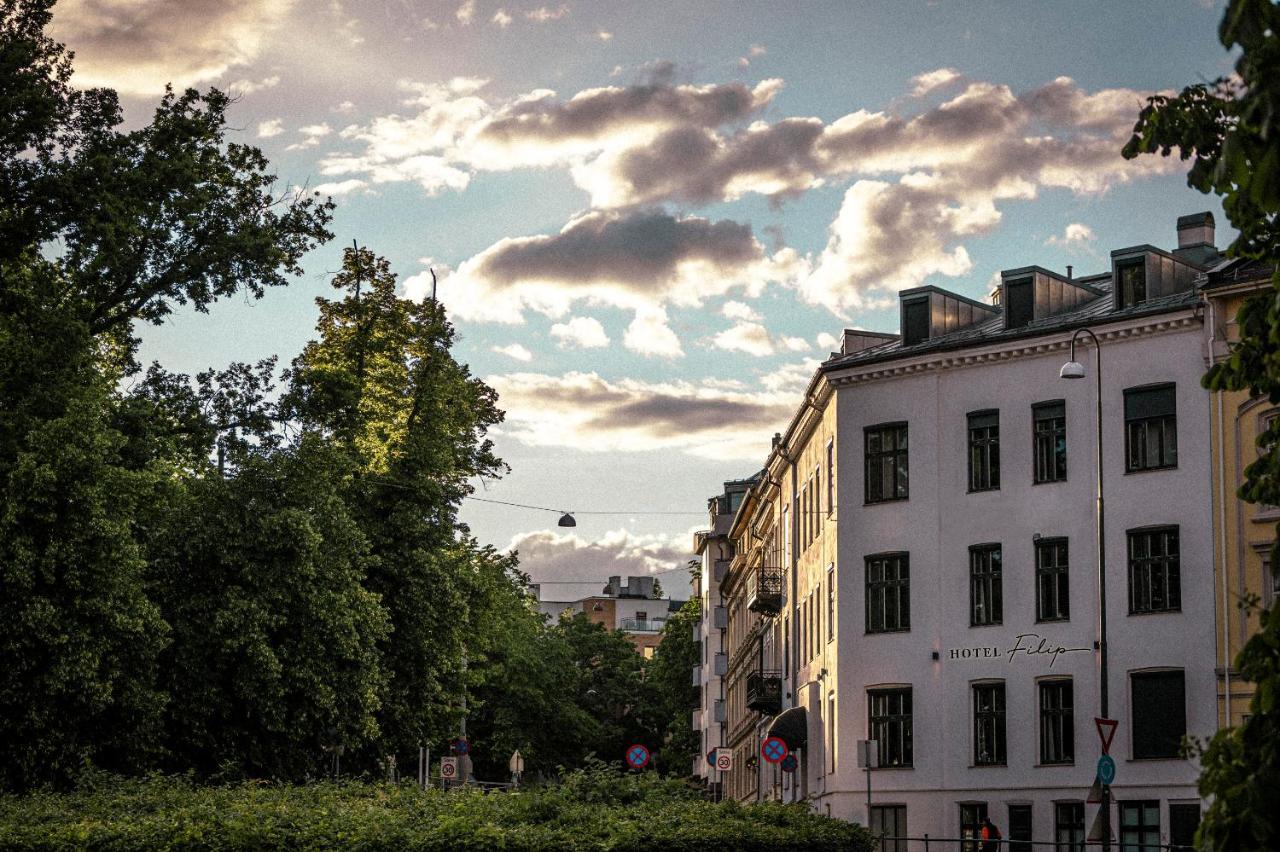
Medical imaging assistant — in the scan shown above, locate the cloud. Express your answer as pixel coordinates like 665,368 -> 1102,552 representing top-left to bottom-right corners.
439,209 -> 800,333
286,122 -> 332,150
456,0 -> 476,25
709,320 -> 812,357
550,316 -> 611,349
486,371 -> 796,459
1045,222 -> 1097,248
597,30 -> 613,41
492,343 -> 534,362
910,67 -> 963,97
51,0 -> 294,96
721,300 -> 761,322
491,9 -> 513,28
508,529 -> 694,601
526,5 -> 569,22
226,74 -> 280,95
816,331 -> 839,351
624,308 -> 684,358
312,178 -> 368,196
257,118 -> 284,138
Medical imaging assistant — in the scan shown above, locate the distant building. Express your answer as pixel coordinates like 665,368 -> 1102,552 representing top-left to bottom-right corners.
532,575 -> 684,657
711,211 -> 1220,850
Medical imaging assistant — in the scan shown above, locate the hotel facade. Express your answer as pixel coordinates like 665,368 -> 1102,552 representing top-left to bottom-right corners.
698,213 -> 1225,849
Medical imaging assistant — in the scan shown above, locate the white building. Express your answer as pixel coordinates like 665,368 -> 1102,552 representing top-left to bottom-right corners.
532,576 -> 682,657
714,212 -> 1220,850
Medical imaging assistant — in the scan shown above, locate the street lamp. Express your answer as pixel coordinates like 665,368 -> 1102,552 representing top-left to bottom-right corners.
1060,327 -> 1110,850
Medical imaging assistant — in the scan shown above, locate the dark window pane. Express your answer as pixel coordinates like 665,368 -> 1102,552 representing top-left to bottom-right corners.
1124,385 -> 1177,472
1169,804 -> 1200,852
1118,261 -> 1146,307
1008,804 -> 1032,852
973,682 -> 1006,765
1005,278 -> 1033,328
869,688 -> 913,768
866,424 -> 909,502
1055,803 -> 1085,852
968,411 -> 1000,492
903,298 -> 929,346
866,553 -> 910,633
1128,528 -> 1181,614
1131,671 -> 1186,759
1036,538 -> 1070,622
970,545 -> 1003,626
1033,401 -> 1067,483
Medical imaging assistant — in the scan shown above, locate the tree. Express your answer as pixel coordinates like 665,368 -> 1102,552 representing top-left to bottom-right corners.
1123,2 -> 1279,848
645,598 -> 702,775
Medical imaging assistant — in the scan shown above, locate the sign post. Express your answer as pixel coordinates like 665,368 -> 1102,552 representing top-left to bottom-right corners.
509,750 -> 524,786
440,756 -> 458,787
857,740 -> 879,824
761,736 -> 788,764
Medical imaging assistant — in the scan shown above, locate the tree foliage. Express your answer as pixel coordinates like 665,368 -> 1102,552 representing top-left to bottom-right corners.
1123,2 -> 1279,849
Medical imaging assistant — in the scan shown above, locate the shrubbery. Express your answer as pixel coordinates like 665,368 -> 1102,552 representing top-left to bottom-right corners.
0,765 -> 874,850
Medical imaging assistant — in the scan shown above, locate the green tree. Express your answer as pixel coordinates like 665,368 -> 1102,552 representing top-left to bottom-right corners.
1123,2 -> 1279,848
283,247 -> 506,758
555,613 -> 654,764
645,598 -> 702,776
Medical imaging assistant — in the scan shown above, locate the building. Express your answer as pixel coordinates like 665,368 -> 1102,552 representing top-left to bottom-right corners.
691,477 -> 757,783
704,212 -> 1220,849
1203,252 -> 1279,728
533,575 -> 683,657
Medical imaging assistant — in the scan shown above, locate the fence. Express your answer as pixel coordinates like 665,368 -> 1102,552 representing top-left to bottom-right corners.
871,838 -> 1196,851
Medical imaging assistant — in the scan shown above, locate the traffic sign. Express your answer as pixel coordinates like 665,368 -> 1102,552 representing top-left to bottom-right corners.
1095,717 -> 1118,755
780,753 -> 798,773
508,750 -> 524,775
761,736 -> 788,764
1096,754 -> 1116,786
440,756 -> 458,780
714,748 -> 732,772
707,749 -> 717,766
1087,806 -> 1113,843
452,737 -> 470,755
1086,776 -> 1105,804
625,744 -> 650,769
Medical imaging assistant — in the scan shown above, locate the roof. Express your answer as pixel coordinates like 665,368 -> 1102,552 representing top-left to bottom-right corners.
1202,257 -> 1275,289
822,277 -> 1202,373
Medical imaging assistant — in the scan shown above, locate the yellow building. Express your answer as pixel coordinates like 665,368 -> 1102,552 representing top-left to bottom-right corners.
1204,256 -> 1279,728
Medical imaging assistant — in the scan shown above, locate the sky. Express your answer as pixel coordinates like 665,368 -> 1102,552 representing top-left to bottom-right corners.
49,0 -> 1236,602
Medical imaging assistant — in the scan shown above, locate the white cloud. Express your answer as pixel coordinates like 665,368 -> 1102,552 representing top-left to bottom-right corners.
491,9 -> 513,27
486,371 -> 796,460
721,300 -> 761,322
712,321 -> 775,357
911,67 -> 963,97
312,178 -> 368,196
624,308 -> 684,358
816,331 -> 839,351
550,316 -> 611,349
300,123 -> 332,137
508,528 -> 694,601
526,5 -> 569,22
226,74 -> 280,95
331,100 -> 356,114
456,0 -> 476,25
597,30 -> 613,41
1046,222 -> 1097,247
51,0 -> 295,96
257,118 -> 284,138
492,343 -> 534,362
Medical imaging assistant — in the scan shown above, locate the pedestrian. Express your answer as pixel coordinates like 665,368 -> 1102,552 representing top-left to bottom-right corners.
980,816 -> 1002,852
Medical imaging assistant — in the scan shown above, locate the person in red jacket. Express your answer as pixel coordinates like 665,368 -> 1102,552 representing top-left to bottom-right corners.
980,816 -> 1002,851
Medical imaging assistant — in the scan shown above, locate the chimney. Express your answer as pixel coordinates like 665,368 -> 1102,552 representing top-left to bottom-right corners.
1177,211 -> 1215,249
771,432 -> 782,449
1066,265 -> 1073,281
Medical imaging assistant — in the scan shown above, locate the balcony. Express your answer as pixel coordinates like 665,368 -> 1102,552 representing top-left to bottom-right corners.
746,669 -> 783,715
746,567 -> 785,616
620,618 -> 666,633
712,605 -> 728,629
713,558 -> 730,583
713,651 -> 728,676
691,664 -> 702,687
713,699 -> 726,723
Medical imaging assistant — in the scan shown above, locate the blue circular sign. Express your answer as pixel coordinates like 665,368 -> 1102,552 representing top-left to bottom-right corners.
761,736 -> 788,764
706,749 -> 717,766
1097,754 -> 1116,785
453,738 -> 469,755
626,744 -> 650,769
780,754 -> 798,773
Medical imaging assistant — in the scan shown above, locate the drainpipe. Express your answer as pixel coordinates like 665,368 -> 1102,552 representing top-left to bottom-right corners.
1210,297 -> 1232,725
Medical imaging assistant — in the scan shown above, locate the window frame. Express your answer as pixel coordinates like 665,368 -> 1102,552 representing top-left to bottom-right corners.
1035,537 -> 1070,623
865,422 -> 909,504
1004,276 -> 1034,329
1032,399 -> 1067,484
967,409 -> 1001,492
1116,258 -> 1147,309
1119,800 -> 1161,849
1127,526 -> 1181,615
972,681 -> 1007,767
1124,383 -> 1178,473
826,440 -> 835,517
1054,802 -> 1085,852
969,543 -> 1003,627
868,686 -> 913,768
865,552 -> 911,634
1038,678 -> 1075,765
869,805 -> 908,852
1130,669 -> 1186,759
827,563 -> 835,643
959,803 -> 988,852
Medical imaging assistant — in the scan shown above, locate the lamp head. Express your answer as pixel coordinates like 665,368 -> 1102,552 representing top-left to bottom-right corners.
1059,360 -> 1086,379
557,512 -> 577,528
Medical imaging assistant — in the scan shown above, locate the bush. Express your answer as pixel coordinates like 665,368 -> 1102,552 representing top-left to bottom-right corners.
0,766 -> 874,850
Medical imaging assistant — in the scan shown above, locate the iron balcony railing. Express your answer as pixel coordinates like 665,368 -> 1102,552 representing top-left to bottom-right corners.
620,618 -> 666,632
745,669 -> 782,714
746,567 -> 785,616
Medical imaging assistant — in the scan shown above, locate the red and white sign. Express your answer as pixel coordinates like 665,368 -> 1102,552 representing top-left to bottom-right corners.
714,748 -> 732,771
1095,717 -> 1118,755
440,757 -> 458,780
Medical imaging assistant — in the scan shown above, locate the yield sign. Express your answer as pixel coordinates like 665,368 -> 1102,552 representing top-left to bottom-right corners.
1095,717 -> 1118,755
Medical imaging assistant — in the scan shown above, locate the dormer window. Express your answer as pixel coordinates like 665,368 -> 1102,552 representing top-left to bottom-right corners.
1004,277 -> 1033,329
1117,259 -> 1146,308
902,298 -> 929,346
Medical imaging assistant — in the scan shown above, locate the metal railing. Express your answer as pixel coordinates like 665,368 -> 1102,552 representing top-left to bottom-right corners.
620,618 -> 666,632
869,837 -> 1196,851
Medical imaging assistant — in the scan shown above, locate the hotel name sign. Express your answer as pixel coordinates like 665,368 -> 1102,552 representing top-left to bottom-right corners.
943,632 -> 1091,668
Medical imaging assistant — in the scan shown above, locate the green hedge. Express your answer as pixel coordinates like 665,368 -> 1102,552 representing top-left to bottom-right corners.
0,766 -> 875,850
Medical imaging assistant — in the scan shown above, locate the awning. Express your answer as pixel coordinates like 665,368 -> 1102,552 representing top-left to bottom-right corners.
767,705 -> 808,751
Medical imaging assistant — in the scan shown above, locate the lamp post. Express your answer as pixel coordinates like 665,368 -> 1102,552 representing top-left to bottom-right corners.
1060,327 -> 1109,851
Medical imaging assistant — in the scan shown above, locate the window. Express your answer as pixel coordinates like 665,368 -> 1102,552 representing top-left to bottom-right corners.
866,553 -> 910,633
1132,670 -> 1186,758
635,611 -> 647,622
959,803 -> 988,852
967,411 -> 1000,492
828,692 -> 836,773
1005,277 -> 1033,329
869,805 -> 907,852
866,423 -> 909,502
1054,803 -> 1085,852
1008,804 -> 1032,852
1033,401 -> 1067,483
827,564 -> 835,642
972,682 -> 1006,766
1039,679 -> 1074,764
1169,803 -> 1201,851
1117,259 -> 1147,308
969,545 -> 1003,626
903,297 -> 929,346
868,687 -> 913,767
1035,538 -> 1070,622
1119,801 -> 1160,850
1128,527 -> 1181,614
1125,384 -> 1177,472
826,441 -> 835,516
